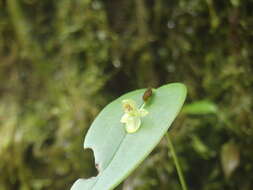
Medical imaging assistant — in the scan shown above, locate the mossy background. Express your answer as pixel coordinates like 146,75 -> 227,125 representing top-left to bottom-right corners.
0,0 -> 252,189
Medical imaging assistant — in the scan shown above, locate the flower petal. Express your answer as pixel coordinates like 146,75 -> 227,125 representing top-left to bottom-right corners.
125,116 -> 141,133
120,113 -> 129,123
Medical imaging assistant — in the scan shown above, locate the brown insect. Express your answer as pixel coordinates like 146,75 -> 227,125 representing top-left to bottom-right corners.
143,87 -> 153,102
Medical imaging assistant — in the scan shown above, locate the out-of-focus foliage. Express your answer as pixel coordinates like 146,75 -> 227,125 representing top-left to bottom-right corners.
0,0 -> 252,189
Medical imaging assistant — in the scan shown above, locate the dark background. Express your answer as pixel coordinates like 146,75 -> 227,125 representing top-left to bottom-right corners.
0,0 -> 252,189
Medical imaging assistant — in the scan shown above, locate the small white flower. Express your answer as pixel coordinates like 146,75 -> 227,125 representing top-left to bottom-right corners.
120,99 -> 148,133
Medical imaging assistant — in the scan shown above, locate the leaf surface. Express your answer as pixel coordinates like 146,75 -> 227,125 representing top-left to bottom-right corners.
71,83 -> 187,190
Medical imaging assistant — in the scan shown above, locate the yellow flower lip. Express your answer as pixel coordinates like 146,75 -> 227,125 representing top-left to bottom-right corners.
120,99 -> 148,133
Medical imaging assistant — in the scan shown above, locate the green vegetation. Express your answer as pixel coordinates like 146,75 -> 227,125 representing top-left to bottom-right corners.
0,0 -> 252,189
71,83 -> 186,190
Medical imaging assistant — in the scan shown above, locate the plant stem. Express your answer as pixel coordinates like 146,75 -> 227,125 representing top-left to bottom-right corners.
166,133 -> 188,190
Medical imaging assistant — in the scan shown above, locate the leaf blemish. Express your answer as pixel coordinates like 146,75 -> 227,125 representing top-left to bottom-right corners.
95,163 -> 100,173
84,147 -> 100,175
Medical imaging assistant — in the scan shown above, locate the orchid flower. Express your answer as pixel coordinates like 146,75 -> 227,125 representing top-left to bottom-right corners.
120,99 -> 148,133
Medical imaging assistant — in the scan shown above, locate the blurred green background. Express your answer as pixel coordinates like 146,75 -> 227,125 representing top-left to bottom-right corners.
0,0 -> 252,189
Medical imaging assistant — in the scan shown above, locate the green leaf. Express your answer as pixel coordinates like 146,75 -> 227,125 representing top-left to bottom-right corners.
71,83 -> 187,190
182,100 -> 218,115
